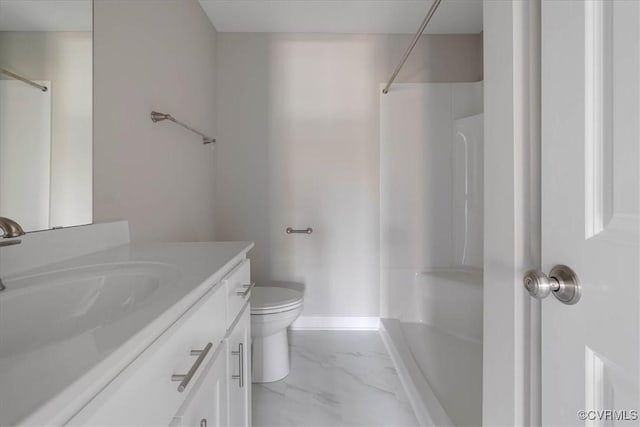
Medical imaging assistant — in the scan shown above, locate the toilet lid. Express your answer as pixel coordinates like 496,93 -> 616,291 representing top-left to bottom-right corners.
251,286 -> 304,314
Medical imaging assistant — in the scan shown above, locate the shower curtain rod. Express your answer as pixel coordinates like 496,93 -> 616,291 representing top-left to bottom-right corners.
0,67 -> 48,92
382,0 -> 443,94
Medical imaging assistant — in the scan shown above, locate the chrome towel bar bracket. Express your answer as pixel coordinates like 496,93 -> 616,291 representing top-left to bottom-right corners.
151,111 -> 216,145
286,227 -> 313,234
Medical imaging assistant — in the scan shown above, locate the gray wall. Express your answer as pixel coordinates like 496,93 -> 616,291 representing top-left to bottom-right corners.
93,0 -> 218,242
92,1 -> 483,317
214,33 -> 482,317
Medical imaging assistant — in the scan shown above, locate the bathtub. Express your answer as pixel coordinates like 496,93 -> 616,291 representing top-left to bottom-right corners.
380,269 -> 483,427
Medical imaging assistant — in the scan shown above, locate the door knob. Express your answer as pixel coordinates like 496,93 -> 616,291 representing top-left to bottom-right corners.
523,264 -> 581,305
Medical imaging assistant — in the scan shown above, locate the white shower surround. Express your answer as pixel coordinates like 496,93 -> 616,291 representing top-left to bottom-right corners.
380,82 -> 484,426
380,270 -> 483,426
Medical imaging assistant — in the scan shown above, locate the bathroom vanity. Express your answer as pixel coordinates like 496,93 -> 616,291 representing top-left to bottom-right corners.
0,223 -> 254,427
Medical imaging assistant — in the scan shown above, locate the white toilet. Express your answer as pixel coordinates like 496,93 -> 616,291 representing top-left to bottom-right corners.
250,283 -> 304,383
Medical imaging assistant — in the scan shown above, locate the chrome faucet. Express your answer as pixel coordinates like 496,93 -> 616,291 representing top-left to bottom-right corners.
0,217 -> 24,291
0,217 -> 25,239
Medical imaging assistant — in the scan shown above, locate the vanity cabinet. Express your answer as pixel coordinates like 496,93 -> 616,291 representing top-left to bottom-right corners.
66,258 -> 253,427
172,304 -> 252,427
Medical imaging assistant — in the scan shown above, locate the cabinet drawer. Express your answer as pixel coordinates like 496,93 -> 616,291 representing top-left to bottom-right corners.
222,259 -> 251,328
170,342 -> 227,427
66,285 -> 227,426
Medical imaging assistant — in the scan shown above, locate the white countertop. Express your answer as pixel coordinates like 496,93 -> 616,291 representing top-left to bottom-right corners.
0,241 -> 253,426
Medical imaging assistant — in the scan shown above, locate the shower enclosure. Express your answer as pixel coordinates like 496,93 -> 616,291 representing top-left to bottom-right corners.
380,82 -> 484,426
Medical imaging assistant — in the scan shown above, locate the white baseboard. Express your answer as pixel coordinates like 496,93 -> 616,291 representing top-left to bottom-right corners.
290,316 -> 380,331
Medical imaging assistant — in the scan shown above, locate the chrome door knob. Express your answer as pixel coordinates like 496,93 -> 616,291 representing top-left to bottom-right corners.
523,269 -> 554,299
523,264 -> 581,305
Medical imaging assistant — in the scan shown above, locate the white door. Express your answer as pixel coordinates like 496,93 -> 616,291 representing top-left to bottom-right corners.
539,0 -> 639,425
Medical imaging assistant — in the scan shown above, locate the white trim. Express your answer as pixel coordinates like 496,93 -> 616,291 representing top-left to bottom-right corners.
290,316 -> 380,331
483,0 -> 538,424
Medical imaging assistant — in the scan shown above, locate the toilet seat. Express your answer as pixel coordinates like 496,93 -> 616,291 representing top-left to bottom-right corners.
251,286 -> 304,315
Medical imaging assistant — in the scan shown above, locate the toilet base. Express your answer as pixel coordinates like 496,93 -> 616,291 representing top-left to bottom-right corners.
252,329 -> 290,383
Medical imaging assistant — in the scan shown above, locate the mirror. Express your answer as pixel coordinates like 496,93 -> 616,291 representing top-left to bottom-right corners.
0,0 -> 92,232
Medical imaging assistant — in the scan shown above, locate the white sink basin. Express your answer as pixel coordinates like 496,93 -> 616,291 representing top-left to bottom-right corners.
0,262 -> 181,425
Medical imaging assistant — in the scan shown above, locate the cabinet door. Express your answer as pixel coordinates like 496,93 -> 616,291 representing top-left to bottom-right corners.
170,343 -> 227,427
227,304 -> 251,427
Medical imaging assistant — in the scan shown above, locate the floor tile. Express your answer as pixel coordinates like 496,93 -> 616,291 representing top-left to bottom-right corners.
252,331 -> 418,427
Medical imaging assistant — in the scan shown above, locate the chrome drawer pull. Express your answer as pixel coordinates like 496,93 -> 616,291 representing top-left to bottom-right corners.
231,342 -> 244,388
236,281 -> 255,298
171,342 -> 213,392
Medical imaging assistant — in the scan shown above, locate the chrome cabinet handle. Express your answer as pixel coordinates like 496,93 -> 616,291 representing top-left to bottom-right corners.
231,342 -> 244,388
236,282 -> 255,298
286,227 -> 312,234
171,342 -> 213,392
523,264 -> 581,305
240,342 -> 244,388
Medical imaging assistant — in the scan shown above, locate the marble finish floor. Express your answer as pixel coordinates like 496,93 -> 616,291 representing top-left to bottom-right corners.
252,331 -> 419,427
